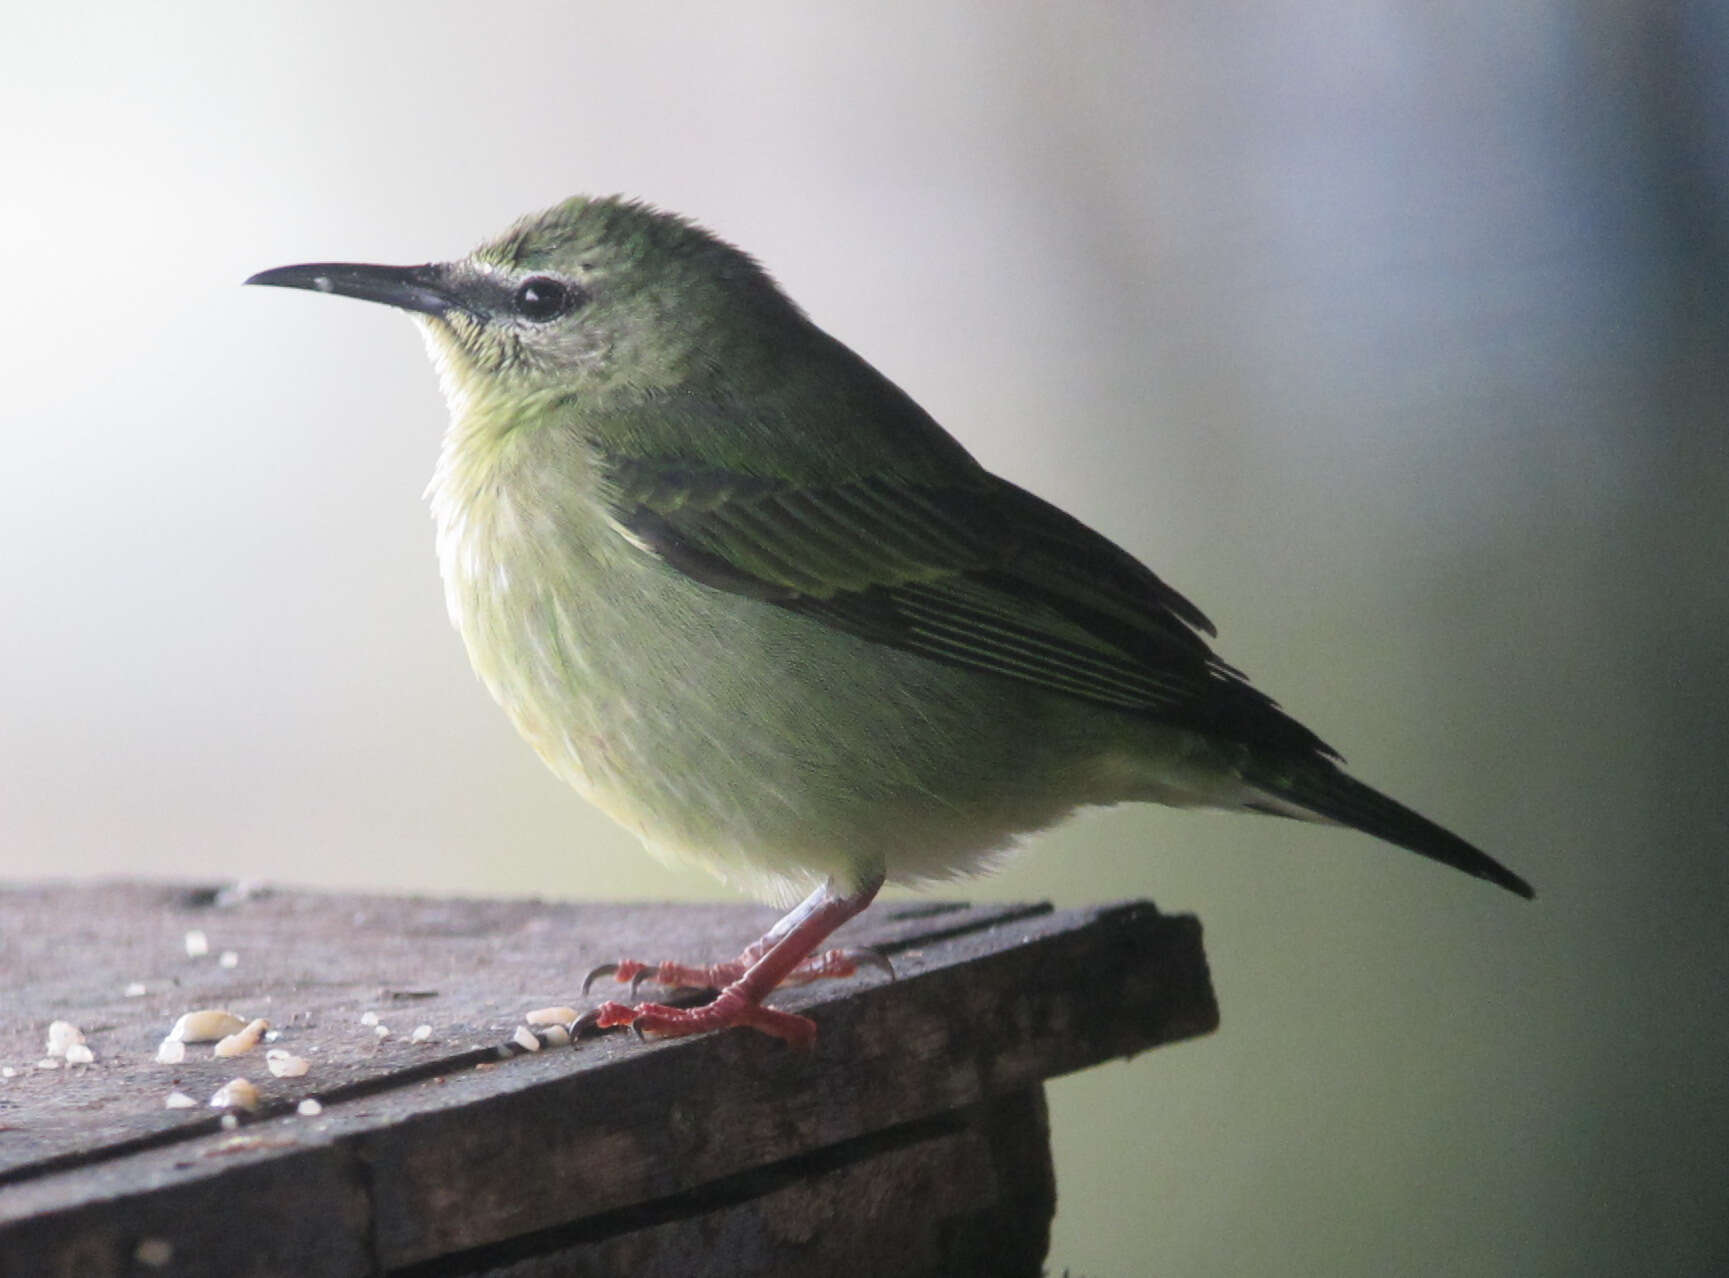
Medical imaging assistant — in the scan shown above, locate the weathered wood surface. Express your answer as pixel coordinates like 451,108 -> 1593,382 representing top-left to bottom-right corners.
0,881 -> 1217,1276
413,1090 -> 1057,1278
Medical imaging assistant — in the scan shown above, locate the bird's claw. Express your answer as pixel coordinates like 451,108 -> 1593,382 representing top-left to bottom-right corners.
580,962 -> 619,996
569,1007 -> 606,1039
843,946 -> 896,981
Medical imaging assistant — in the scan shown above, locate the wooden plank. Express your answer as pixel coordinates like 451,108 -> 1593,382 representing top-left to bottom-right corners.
0,884 -> 1044,1181
366,902 -> 1212,1267
0,882 -> 1216,1274
413,1090 -> 1054,1278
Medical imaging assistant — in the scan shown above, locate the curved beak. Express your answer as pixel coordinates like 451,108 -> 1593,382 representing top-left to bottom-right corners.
243,261 -> 464,318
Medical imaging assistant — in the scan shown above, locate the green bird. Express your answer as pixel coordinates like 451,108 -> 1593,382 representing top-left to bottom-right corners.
247,196 -> 1531,1046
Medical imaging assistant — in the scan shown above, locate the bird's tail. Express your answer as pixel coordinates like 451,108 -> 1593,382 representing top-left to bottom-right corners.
1245,761 -> 1534,899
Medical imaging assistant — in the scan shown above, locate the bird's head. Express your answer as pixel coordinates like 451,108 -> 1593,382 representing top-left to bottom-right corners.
246,195 -> 803,409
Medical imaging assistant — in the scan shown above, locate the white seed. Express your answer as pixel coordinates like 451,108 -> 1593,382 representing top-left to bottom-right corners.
220,1113 -> 239,1130
524,1006 -> 579,1026
410,1024 -> 432,1043
125,982 -> 148,998
45,1020 -> 85,1057
168,1010 -> 246,1043
266,1049 -> 309,1078
134,1237 -> 174,1268
512,1026 -> 541,1052
184,930 -> 209,958
155,1038 -> 187,1065
540,1024 -> 571,1048
64,1043 -> 94,1065
359,1011 -> 379,1027
1,1067 -> 16,1078
296,1098 -> 323,1117
373,1024 -> 390,1040
164,1090 -> 197,1109
209,1078 -> 260,1111
36,1058 -> 61,1070
213,1018 -> 269,1058
218,950 -> 239,969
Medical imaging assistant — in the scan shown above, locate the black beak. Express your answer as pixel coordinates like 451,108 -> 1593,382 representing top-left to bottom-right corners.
243,261 -> 465,318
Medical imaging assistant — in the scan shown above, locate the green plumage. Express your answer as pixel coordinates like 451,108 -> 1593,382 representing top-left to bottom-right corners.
247,195 -> 1533,904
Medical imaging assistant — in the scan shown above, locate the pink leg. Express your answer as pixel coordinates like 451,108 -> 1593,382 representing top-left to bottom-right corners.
588,877 -> 884,1047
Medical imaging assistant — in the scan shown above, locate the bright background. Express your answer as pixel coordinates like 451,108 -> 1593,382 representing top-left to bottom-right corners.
4,4 -> 1726,1274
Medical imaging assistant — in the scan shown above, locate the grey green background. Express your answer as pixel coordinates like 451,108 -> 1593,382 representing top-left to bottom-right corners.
4,3 -> 1725,1274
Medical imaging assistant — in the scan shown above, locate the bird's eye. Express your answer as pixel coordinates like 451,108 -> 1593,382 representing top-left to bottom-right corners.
512,277 -> 582,322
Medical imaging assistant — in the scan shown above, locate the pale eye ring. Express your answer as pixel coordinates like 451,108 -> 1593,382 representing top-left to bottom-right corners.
512,276 -> 583,322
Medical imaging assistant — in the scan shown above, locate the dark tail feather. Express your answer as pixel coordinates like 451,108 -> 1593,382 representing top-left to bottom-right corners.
1249,763 -> 1535,900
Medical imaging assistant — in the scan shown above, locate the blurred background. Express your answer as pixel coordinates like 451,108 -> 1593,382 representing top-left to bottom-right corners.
3,3 -> 1725,1273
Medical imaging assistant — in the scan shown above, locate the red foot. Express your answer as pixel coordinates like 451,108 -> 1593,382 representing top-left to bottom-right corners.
597,946 -> 876,994
593,991 -> 818,1048
580,878 -> 885,1048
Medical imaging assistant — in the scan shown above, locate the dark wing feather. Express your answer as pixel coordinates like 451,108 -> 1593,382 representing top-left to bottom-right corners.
602,454 -> 1338,759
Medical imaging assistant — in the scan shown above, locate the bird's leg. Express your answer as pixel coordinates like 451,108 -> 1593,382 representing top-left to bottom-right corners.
583,876 -> 884,1047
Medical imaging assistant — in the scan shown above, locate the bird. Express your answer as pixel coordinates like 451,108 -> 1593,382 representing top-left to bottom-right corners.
246,195 -> 1532,1047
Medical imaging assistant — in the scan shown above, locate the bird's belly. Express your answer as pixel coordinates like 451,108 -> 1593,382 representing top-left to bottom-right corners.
446,538 -> 1136,901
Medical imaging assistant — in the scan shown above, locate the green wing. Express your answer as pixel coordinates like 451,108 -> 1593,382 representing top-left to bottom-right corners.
602,453 -> 1337,759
